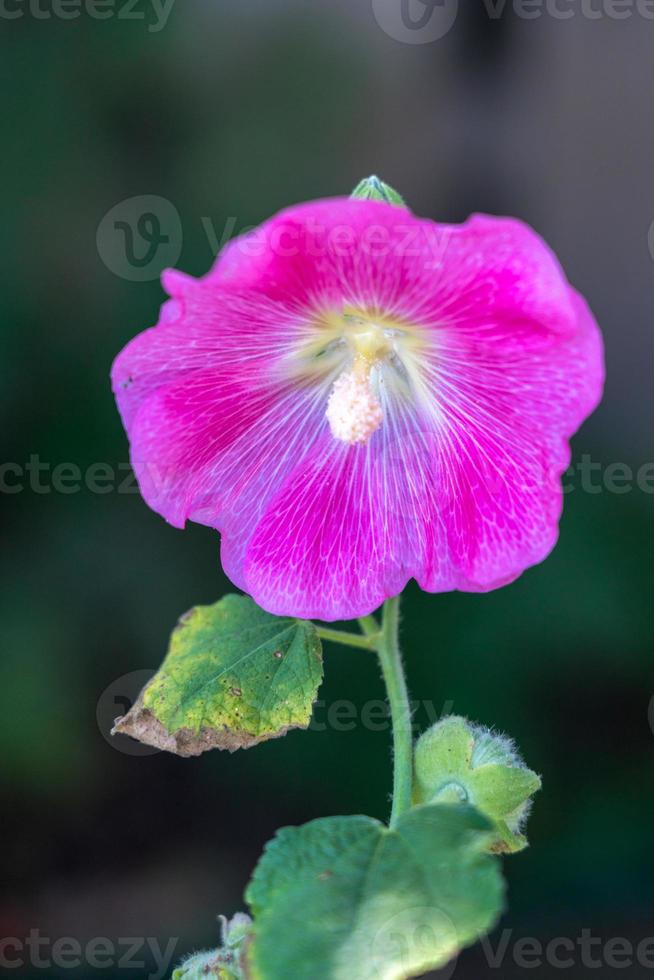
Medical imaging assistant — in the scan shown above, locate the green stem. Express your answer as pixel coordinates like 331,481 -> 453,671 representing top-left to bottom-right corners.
357,614 -> 380,638
315,626 -> 377,650
318,601 -> 413,828
375,596 -> 413,828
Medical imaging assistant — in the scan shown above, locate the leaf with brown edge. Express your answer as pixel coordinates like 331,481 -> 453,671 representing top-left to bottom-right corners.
112,595 -> 323,757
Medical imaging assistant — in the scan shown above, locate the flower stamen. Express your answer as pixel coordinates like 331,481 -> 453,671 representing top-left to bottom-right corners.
326,358 -> 383,445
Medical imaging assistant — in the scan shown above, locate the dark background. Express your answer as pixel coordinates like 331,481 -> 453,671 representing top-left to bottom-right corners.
2,1 -> 653,977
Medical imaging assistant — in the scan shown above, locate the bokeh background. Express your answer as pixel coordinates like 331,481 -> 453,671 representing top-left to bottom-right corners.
2,1 -> 653,977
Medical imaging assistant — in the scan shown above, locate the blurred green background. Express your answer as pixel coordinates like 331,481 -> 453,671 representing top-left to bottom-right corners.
2,1 -> 653,977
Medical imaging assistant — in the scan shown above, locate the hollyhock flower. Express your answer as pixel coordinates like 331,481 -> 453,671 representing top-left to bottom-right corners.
112,193 -> 603,621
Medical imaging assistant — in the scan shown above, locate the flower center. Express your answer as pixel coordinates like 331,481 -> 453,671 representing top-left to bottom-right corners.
289,305 -> 425,446
342,307 -> 393,362
325,308 -> 399,446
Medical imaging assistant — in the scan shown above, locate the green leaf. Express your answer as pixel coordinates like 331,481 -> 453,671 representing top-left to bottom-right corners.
112,595 -> 323,757
351,175 -> 406,207
245,804 -> 505,980
469,765 -> 541,817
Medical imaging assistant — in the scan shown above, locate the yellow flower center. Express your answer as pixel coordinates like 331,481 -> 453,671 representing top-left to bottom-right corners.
342,307 -> 393,363
288,305 -> 427,447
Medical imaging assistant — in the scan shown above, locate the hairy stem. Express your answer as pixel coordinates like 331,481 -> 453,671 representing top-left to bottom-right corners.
375,596 -> 413,828
318,602 -> 413,827
357,614 -> 380,638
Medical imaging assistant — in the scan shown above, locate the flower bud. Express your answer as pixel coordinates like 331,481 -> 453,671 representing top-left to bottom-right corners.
351,175 -> 406,206
172,913 -> 252,979
172,951 -> 220,979
413,716 -> 541,853
220,912 -> 253,951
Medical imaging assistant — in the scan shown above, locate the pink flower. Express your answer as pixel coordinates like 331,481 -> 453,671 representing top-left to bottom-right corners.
112,198 -> 603,621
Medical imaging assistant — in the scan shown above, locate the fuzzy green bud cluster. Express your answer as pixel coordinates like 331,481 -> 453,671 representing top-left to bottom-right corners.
172,914 -> 252,979
413,716 -> 542,853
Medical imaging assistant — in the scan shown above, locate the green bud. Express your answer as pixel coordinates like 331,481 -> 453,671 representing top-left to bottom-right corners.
172,951 -> 220,979
172,914 -> 253,979
220,912 -> 252,951
413,716 -> 542,854
350,175 -> 406,207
